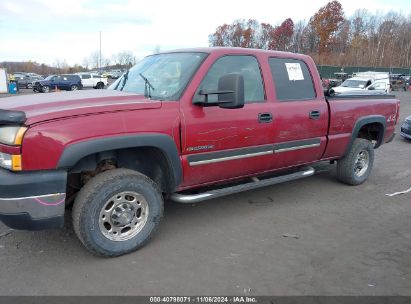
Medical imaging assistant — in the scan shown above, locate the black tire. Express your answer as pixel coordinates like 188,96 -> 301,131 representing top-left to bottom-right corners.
96,82 -> 104,89
70,85 -> 79,91
41,85 -> 50,93
336,138 -> 374,185
72,169 -> 163,257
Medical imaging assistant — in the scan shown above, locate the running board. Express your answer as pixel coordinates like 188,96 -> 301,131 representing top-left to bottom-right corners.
170,166 -> 315,204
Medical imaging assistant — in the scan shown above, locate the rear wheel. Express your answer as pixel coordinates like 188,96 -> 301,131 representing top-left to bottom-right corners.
96,82 -> 104,89
70,85 -> 79,91
42,85 -> 50,93
72,169 -> 163,257
336,138 -> 374,185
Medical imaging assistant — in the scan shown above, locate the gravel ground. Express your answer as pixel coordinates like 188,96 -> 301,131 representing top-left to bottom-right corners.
0,91 -> 410,296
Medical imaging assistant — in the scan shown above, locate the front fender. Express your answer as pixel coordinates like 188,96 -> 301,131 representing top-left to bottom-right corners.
57,133 -> 182,188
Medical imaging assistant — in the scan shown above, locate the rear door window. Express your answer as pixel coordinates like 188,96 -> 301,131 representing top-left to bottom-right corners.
269,58 -> 316,101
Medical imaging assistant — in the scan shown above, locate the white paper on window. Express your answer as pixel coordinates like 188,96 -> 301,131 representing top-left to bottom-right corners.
285,63 -> 304,81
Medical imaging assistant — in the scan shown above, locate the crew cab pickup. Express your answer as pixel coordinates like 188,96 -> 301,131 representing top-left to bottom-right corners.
0,48 -> 400,256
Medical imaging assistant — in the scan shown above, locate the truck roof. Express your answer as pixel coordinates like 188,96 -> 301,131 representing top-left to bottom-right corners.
161,47 -> 311,60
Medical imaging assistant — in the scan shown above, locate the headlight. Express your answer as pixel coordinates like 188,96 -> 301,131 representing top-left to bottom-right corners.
0,126 -> 27,145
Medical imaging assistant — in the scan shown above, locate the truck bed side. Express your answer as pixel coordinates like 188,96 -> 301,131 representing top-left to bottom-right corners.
322,95 -> 399,160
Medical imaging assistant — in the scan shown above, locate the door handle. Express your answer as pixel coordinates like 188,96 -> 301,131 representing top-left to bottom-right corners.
309,110 -> 321,120
258,112 -> 273,123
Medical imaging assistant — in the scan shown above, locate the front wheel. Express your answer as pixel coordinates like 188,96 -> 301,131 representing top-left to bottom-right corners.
41,85 -> 50,93
336,138 -> 374,185
72,169 -> 164,257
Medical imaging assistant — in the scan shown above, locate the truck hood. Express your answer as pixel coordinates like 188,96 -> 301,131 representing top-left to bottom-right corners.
0,90 -> 162,125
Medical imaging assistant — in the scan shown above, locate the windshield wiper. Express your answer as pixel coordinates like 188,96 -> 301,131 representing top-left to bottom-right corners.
139,73 -> 155,98
119,70 -> 129,91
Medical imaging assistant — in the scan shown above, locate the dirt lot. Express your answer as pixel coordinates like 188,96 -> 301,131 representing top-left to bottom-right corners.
0,91 -> 410,296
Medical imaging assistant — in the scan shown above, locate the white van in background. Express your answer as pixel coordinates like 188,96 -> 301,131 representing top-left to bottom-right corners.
333,71 -> 390,95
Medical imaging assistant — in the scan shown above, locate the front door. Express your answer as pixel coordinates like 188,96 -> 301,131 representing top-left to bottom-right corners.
180,54 -> 275,188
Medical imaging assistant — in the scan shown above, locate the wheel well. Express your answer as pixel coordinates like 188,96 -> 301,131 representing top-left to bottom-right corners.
357,123 -> 384,146
67,147 -> 175,194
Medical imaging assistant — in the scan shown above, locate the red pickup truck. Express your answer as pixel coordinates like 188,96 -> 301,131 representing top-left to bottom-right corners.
0,48 -> 399,256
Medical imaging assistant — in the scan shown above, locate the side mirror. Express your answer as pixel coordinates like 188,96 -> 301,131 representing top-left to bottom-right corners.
196,73 -> 245,109
217,73 -> 245,109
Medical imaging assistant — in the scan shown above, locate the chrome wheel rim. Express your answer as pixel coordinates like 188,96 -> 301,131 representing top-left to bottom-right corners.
354,150 -> 369,177
99,191 -> 149,241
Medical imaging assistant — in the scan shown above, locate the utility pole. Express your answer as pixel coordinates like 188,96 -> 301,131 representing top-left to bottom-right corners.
99,31 -> 102,75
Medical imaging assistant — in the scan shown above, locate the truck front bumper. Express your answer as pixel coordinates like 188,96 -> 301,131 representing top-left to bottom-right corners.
0,168 -> 67,230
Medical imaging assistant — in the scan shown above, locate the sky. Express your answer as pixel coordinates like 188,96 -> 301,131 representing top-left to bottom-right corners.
0,0 -> 410,66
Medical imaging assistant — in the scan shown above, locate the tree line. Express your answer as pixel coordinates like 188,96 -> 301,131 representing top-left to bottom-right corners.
1,50 -> 137,74
209,1 -> 411,68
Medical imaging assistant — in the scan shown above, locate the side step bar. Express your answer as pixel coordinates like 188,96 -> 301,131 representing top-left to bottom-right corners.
170,166 -> 315,204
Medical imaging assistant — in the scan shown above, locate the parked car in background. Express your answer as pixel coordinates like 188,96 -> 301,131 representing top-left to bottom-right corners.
33,74 -> 83,93
333,72 -> 390,95
76,72 -> 108,89
12,73 -> 44,89
390,74 -> 407,91
328,72 -> 349,88
102,70 -> 123,79
110,70 -> 124,79
400,115 -> 411,141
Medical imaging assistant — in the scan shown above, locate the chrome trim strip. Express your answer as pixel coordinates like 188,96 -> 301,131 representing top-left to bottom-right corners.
274,143 -> 320,153
0,193 -> 65,201
0,193 -> 66,219
189,150 -> 273,166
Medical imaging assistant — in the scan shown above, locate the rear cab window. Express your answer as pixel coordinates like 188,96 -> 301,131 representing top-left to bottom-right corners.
269,57 -> 316,101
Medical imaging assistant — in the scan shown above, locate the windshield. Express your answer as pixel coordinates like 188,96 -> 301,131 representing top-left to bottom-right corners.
109,52 -> 207,100
44,75 -> 55,81
340,79 -> 367,88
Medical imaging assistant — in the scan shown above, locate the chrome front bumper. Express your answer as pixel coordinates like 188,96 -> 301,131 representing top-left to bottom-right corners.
0,169 -> 67,230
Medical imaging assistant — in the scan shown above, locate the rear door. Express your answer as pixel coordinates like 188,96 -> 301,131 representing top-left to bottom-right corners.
268,57 -> 328,169
180,54 -> 275,188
